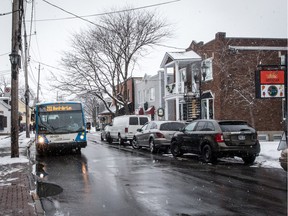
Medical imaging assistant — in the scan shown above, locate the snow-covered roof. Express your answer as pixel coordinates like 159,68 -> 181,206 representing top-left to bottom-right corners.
160,50 -> 202,68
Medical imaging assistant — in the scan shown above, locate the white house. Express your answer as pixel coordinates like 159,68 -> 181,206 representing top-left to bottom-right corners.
160,50 -> 202,120
0,98 -> 11,134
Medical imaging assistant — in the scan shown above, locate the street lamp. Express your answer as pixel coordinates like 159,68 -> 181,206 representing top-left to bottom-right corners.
193,61 -> 208,119
9,51 -> 21,69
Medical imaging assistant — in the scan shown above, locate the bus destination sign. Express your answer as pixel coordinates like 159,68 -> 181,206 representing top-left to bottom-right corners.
39,103 -> 81,112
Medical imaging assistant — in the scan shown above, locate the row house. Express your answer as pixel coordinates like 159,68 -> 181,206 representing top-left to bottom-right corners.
134,71 -> 174,120
98,77 -> 141,125
161,32 -> 287,140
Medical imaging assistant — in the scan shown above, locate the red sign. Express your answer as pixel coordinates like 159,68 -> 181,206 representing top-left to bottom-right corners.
260,70 -> 285,84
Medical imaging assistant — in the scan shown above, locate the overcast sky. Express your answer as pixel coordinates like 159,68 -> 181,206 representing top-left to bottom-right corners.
0,0 -> 287,102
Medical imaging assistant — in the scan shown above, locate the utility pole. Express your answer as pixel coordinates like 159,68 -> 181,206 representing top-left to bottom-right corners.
10,0 -> 22,158
23,18 -> 30,138
36,64 -> 41,103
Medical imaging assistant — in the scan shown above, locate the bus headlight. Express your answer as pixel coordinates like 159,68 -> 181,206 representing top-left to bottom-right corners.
38,136 -> 45,144
80,133 -> 85,140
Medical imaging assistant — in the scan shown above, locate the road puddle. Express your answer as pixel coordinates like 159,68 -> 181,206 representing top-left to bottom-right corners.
37,181 -> 63,198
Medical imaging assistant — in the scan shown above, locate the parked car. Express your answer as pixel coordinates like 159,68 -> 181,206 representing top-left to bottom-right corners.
131,121 -> 186,153
170,119 -> 260,164
100,125 -> 112,143
109,115 -> 150,145
277,133 -> 287,171
279,148 -> 288,171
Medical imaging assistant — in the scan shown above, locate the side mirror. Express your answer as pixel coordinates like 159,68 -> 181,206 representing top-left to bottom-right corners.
137,128 -> 142,132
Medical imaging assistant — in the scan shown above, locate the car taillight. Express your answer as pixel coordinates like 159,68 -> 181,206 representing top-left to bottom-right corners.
125,127 -> 128,133
155,132 -> 165,138
215,133 -> 224,142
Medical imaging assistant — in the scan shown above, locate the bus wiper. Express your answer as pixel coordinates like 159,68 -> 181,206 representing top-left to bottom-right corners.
39,122 -> 55,133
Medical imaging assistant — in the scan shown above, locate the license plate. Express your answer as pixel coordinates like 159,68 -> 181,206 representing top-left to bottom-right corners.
238,135 -> 246,140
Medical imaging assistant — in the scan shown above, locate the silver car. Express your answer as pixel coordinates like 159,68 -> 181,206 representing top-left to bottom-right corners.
132,121 -> 186,153
100,125 -> 112,143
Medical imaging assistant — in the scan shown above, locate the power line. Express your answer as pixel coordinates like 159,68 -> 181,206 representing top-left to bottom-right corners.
42,0 -> 105,28
155,43 -> 186,50
30,59 -> 68,72
0,52 -> 10,57
40,0 -> 180,22
0,10 -> 20,16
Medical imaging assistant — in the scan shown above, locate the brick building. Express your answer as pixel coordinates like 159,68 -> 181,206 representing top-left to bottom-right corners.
187,32 -> 287,139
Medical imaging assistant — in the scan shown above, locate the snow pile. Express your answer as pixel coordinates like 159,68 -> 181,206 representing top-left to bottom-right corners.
0,155 -> 29,165
253,141 -> 282,169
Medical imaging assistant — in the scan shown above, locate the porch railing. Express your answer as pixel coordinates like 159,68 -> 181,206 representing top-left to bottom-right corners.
165,82 -> 185,96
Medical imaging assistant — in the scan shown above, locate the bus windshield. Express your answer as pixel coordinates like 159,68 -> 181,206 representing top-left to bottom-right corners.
38,111 -> 85,134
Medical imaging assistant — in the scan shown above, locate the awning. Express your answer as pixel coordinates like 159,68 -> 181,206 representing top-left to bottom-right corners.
145,106 -> 155,115
138,107 -> 144,115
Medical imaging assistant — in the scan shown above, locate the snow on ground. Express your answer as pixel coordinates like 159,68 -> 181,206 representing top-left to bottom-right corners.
0,133 -> 31,165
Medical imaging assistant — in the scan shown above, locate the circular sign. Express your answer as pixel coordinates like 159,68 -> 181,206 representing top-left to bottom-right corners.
4,87 -> 11,93
267,85 -> 278,97
157,108 -> 164,117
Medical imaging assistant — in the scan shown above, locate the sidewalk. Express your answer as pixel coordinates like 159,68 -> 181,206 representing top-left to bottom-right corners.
0,133 -> 44,216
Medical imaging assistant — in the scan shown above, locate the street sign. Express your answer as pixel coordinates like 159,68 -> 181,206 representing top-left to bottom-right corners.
255,69 -> 286,99
4,87 -> 11,97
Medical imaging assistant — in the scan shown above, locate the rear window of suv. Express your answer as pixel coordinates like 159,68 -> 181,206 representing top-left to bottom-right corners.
219,121 -> 255,132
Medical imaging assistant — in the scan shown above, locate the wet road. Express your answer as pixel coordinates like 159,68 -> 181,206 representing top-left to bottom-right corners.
36,132 -> 287,216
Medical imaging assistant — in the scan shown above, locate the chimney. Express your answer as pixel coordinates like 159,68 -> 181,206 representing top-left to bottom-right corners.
215,32 -> 226,40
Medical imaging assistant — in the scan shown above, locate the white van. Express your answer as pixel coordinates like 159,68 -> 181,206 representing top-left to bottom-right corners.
109,115 -> 150,145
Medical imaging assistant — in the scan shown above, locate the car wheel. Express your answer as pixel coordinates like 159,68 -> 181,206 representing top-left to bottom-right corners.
101,134 -> 104,141
170,140 -> 183,157
107,136 -> 113,144
75,148 -> 81,154
149,139 -> 157,154
118,134 -> 125,145
202,144 -> 217,163
131,137 -> 140,149
106,133 -> 112,144
242,154 -> 256,165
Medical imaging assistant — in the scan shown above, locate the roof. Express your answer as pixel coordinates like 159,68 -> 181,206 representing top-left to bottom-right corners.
160,50 -> 202,68
0,99 -> 11,110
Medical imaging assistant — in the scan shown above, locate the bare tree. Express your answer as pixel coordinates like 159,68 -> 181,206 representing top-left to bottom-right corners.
0,76 -> 10,96
52,7 -> 171,116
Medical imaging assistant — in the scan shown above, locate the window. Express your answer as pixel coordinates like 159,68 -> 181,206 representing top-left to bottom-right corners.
149,122 -> 157,129
129,117 -> 138,125
185,121 -> 197,131
141,123 -> 148,131
139,117 -> 149,125
201,92 -> 214,119
180,68 -> 186,82
0,116 -> 7,130
195,121 -> 206,131
205,122 -> 215,131
150,88 -> 155,101
160,122 -> 185,131
202,58 -> 213,81
138,90 -> 142,104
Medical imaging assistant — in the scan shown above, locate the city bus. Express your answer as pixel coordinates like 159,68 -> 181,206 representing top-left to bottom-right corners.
34,101 -> 87,155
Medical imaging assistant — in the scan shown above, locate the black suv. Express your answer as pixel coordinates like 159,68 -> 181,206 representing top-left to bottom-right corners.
170,119 -> 260,164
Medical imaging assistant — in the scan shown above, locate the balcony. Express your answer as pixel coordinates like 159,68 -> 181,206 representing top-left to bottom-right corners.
165,82 -> 185,96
